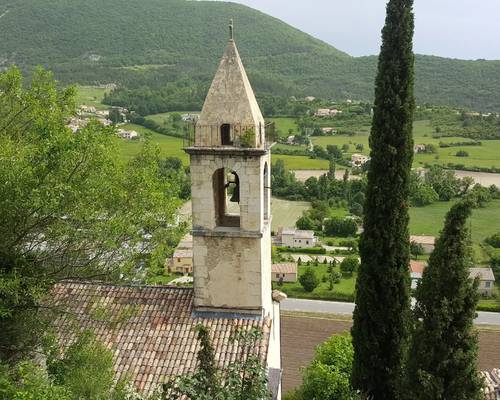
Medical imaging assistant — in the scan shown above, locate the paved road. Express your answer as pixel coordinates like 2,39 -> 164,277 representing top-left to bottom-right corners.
282,298 -> 500,326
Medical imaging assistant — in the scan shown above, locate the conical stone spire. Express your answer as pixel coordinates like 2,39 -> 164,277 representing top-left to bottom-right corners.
195,22 -> 265,147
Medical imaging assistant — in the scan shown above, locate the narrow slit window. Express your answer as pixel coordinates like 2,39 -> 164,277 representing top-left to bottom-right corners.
221,124 -> 232,145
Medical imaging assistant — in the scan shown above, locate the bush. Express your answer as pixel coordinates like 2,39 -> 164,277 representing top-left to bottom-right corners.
456,150 -> 469,157
276,246 -> 326,254
485,233 -> 500,248
299,267 -> 319,292
324,217 -> 357,237
299,334 -> 360,400
340,257 -> 359,275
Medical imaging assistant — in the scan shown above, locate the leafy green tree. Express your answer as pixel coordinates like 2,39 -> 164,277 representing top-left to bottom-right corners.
0,361 -> 72,400
47,331 -> 131,400
340,257 -> 359,276
465,183 -> 492,208
410,241 -> 425,260
406,201 -> 483,400
485,232 -> 500,248
108,108 -> 124,124
328,158 -> 336,180
290,334 -> 360,400
163,328 -> 271,400
324,217 -> 357,237
0,67 -> 182,362
326,145 -> 343,160
299,267 -> 319,292
351,0 -> 415,397
425,166 -> 460,201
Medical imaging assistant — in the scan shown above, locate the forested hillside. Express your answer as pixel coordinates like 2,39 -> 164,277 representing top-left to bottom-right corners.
1,0 -> 500,110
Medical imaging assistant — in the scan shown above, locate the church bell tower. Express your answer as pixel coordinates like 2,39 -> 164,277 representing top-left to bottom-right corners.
186,21 -> 272,316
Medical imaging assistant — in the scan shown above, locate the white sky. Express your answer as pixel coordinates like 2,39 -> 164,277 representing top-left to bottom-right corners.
224,0 -> 499,60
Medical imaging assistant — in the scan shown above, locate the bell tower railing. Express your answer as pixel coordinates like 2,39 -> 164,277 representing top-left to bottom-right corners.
183,122 -> 277,150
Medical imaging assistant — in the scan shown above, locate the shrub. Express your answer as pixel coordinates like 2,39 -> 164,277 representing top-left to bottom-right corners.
299,334 -> 360,400
324,217 -> 357,237
485,233 -> 500,248
456,150 -> 469,157
340,257 -> 359,275
299,267 -> 319,292
240,128 -> 255,148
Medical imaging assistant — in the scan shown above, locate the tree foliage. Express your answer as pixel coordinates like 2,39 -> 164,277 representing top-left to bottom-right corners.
0,66 -> 182,362
163,327 -> 271,400
286,334 -> 360,400
406,201 -> 483,400
299,267 -> 319,293
351,0 -> 415,397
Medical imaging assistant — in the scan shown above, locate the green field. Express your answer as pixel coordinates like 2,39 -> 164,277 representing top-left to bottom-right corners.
271,198 -> 310,232
269,117 -> 299,137
311,119 -> 500,170
409,199 -> 500,244
116,124 -> 187,164
147,111 -> 198,125
273,263 -> 356,301
272,154 -> 329,170
75,86 -> 110,110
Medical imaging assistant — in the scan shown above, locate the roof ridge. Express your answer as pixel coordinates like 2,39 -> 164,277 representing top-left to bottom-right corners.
57,279 -> 194,291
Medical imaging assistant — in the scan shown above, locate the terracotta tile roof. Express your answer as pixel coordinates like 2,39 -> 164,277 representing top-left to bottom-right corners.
482,369 -> 500,399
50,282 -> 271,396
410,260 -> 427,275
172,249 -> 193,259
272,263 -> 298,275
410,235 -> 436,245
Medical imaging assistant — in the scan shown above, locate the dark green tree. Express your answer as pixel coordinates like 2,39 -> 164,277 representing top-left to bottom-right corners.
328,158 -> 336,180
410,241 -> 425,260
299,267 -> 319,293
406,201 -> 483,399
351,0 -> 415,397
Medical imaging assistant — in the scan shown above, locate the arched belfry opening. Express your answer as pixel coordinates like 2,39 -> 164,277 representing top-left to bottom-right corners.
220,124 -> 232,145
263,162 -> 270,221
213,168 -> 240,227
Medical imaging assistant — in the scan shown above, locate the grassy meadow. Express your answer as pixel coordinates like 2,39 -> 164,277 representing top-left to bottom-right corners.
273,263 -> 356,302
75,86 -> 110,110
271,198 -> 310,232
115,124 -> 188,164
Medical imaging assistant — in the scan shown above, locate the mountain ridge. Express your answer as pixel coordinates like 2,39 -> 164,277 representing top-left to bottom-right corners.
1,0 -> 500,110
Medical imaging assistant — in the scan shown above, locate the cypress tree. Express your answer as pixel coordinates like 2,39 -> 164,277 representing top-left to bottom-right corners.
351,0 -> 415,397
406,201 -> 483,400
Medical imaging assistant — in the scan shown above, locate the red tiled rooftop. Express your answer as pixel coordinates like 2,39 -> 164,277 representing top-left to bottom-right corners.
50,282 -> 271,396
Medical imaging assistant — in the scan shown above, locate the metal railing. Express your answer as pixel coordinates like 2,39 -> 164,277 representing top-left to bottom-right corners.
184,122 -> 277,149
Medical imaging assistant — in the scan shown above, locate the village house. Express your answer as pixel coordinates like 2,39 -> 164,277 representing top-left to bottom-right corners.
67,117 -> 89,133
351,153 -> 369,167
304,96 -> 316,102
78,104 -> 97,114
321,127 -> 337,135
52,26 -> 284,399
469,267 -> 496,296
181,113 -> 199,122
116,129 -> 139,140
410,260 -> 427,289
166,234 -> 193,274
278,227 -> 317,248
314,108 -> 342,117
410,235 -> 436,254
414,144 -> 427,153
410,262 -> 496,296
272,263 -> 298,283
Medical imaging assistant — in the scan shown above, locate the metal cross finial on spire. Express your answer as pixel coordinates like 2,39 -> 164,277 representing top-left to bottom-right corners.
229,19 -> 234,40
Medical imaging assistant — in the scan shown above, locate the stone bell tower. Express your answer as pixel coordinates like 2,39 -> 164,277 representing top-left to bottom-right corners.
186,21 -> 272,316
